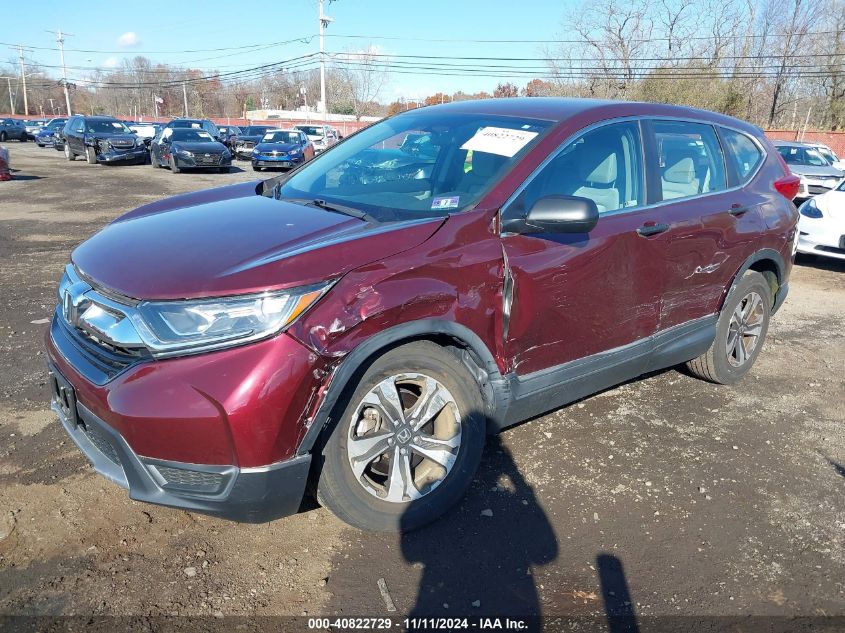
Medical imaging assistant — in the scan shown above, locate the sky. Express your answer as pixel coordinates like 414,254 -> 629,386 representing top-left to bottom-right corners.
3,0 -> 572,103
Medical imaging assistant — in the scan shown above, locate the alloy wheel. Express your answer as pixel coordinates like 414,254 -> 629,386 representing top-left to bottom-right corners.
346,373 -> 462,503
725,291 -> 765,367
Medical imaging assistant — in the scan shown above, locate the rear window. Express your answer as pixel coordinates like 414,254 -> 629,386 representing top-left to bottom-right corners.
654,121 -> 727,201
721,128 -> 763,183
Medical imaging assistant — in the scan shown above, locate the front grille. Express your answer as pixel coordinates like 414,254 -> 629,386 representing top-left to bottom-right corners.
81,423 -> 121,466
55,316 -> 148,382
154,465 -> 225,494
194,153 -> 221,166
109,139 -> 135,150
239,141 -> 255,150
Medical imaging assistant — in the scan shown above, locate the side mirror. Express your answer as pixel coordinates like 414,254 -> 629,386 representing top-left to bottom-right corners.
503,195 -> 599,235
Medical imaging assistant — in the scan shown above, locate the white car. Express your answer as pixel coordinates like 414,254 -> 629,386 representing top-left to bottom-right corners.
808,143 -> 845,171
294,124 -> 338,154
796,181 -> 845,261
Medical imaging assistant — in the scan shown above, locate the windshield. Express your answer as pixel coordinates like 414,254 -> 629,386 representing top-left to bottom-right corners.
279,111 -> 551,222
297,126 -> 323,137
816,147 -> 838,164
263,131 -> 301,144
778,145 -> 831,167
244,126 -> 273,136
170,129 -> 215,142
87,120 -> 132,134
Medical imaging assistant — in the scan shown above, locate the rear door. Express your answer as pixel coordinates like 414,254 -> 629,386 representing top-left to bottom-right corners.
501,120 -> 664,376
643,120 -> 766,331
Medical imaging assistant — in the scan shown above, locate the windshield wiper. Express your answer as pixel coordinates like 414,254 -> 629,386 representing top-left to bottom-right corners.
285,197 -> 376,223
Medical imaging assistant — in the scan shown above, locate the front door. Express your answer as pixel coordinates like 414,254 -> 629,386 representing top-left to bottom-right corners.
501,120 -> 663,376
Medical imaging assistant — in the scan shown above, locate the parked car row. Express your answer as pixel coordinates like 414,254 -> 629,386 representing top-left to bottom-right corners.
27,114 -> 342,174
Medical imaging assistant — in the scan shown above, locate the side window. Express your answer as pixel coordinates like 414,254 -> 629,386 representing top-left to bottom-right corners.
514,121 -> 644,215
654,121 -> 726,201
720,128 -> 763,183
74,118 -> 85,133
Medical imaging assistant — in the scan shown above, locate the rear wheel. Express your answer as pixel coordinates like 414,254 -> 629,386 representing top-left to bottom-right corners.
0,132 -> 7,142
317,342 -> 486,532
686,270 -> 772,385
64,143 -> 75,161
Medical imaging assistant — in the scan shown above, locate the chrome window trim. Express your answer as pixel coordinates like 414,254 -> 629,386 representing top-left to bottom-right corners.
500,114 -> 769,230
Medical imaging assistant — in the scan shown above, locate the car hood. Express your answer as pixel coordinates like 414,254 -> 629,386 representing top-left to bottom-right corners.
814,189 -> 845,215
787,164 -> 843,178
171,140 -> 227,153
91,132 -> 137,142
71,182 -> 443,300
237,135 -> 265,143
254,142 -> 300,152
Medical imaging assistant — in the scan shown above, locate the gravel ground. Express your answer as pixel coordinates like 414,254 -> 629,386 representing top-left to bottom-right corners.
0,142 -> 843,629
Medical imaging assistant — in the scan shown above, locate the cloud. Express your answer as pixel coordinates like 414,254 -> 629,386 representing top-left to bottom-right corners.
103,56 -> 119,68
117,32 -> 141,47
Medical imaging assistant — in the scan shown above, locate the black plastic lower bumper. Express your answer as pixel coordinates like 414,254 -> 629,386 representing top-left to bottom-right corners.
48,363 -> 311,523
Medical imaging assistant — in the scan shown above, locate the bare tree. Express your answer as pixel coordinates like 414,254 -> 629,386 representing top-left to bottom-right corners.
333,48 -> 391,120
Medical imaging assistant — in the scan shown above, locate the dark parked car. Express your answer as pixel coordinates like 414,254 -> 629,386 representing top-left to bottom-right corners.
217,125 -> 242,151
0,118 -> 28,142
46,99 -> 799,532
61,115 -> 147,165
35,118 -> 68,147
150,127 -> 232,173
251,129 -> 314,171
233,125 -> 278,159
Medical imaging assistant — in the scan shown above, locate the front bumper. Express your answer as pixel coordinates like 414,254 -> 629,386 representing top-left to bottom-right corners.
797,216 -> 845,261
49,363 -> 311,523
97,146 -> 148,163
252,155 -> 303,168
173,154 -> 232,169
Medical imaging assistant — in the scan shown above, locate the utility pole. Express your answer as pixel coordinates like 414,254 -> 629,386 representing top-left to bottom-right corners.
47,29 -> 73,115
318,0 -> 334,114
17,46 -> 29,116
1,78 -> 14,115
182,82 -> 188,117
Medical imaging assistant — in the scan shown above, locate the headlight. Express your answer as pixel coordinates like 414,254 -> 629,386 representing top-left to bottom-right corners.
178,149 -> 194,157
128,282 -> 331,356
252,148 -> 260,154
799,198 -> 823,219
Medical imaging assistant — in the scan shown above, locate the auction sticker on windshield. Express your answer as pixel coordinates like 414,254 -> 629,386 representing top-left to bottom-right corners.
431,196 -> 460,210
461,126 -> 539,157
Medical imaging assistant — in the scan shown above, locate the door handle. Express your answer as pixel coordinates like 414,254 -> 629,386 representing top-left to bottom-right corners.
636,223 -> 670,237
728,204 -> 749,216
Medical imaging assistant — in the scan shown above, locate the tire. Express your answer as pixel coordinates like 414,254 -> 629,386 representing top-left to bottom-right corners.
316,341 -> 486,532
686,270 -> 772,385
0,132 -> 6,142
64,143 -> 75,161
36,143 -> 44,148
85,146 -> 97,164
169,156 -> 181,174
252,163 -> 262,171
150,152 -> 159,168
19,134 -> 26,142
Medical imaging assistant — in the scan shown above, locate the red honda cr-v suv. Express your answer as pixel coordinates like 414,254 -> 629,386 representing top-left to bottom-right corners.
46,98 -> 800,531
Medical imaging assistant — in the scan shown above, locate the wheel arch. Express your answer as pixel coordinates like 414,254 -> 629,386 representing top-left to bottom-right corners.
723,249 -> 785,310
296,319 -> 506,456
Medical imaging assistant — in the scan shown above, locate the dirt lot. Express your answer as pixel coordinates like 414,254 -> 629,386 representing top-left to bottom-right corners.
0,142 -> 843,628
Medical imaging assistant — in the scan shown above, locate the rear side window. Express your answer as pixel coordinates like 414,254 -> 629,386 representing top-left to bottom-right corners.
721,128 -> 763,183
654,121 -> 726,201
514,121 -> 644,215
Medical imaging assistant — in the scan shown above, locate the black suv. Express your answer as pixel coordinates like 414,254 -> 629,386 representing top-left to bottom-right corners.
60,116 -> 147,165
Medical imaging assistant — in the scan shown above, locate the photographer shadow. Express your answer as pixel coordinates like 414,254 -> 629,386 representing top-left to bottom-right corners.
399,434 -> 558,618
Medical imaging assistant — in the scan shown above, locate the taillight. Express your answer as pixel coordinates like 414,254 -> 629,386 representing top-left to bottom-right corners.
774,153 -> 801,200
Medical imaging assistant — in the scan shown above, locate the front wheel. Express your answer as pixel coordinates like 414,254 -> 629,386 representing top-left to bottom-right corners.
316,341 -> 486,532
686,270 -> 772,384
150,152 -> 159,168
0,132 -> 7,142
85,146 -> 97,164
169,156 -> 181,174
